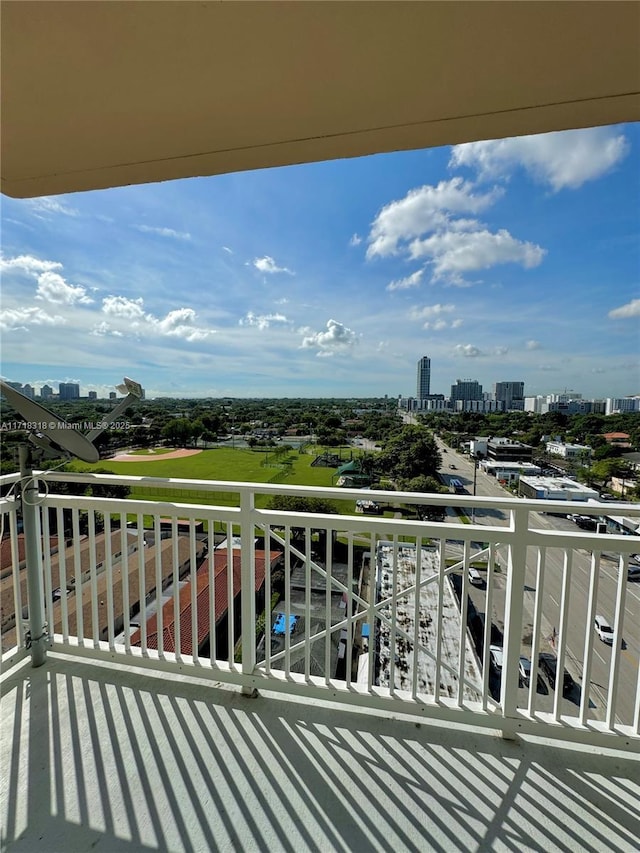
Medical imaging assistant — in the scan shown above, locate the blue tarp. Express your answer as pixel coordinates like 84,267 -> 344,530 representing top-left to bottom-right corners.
273,614 -> 297,635
361,624 -> 370,638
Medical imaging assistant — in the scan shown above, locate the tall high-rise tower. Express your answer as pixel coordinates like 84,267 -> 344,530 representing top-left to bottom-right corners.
494,381 -> 525,410
416,356 -> 431,399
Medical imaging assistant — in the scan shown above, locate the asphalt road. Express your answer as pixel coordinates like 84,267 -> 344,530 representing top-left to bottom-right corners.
436,437 -> 639,727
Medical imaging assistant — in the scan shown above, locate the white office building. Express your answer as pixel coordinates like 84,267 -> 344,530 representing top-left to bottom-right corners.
546,441 -> 592,461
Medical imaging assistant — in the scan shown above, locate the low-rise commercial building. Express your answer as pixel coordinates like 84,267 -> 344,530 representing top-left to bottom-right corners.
480,461 -> 541,484
518,476 -> 599,502
545,441 -> 592,461
487,438 -> 533,463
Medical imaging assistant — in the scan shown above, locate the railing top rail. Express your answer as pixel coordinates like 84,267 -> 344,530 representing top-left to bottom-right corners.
31,470 -> 640,516
0,472 -> 21,485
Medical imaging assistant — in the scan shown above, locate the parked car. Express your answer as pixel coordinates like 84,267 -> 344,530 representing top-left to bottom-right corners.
594,614 -> 615,644
518,656 -> 532,684
538,652 -> 574,694
489,645 -> 503,673
449,464 -> 457,469
628,565 -> 640,580
468,567 -> 483,586
575,517 -> 597,531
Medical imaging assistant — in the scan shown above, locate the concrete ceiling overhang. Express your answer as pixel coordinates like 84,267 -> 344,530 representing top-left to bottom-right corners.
1,0 -> 639,198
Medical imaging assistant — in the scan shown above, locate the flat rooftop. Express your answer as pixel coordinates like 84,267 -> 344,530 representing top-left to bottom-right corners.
376,542 -> 482,701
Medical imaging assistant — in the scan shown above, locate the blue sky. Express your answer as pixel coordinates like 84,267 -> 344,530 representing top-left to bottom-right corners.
1,123 -> 638,400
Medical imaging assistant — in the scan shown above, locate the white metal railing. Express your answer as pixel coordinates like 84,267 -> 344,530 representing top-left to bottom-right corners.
1,470 -> 639,747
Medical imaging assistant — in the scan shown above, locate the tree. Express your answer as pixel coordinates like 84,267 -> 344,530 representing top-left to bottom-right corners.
268,495 -> 338,552
398,475 -> 446,520
378,426 -> 442,481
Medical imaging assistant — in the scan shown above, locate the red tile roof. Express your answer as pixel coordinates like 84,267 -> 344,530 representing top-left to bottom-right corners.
131,549 -> 279,656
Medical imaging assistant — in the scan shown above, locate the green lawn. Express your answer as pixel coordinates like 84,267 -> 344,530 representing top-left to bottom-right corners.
69,446 -> 361,516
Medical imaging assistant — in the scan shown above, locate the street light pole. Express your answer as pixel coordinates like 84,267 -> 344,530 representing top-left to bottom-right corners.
471,455 -> 478,523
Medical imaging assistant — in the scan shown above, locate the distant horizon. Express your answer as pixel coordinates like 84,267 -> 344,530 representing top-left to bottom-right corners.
2,378 -> 638,404
2,124 -> 638,399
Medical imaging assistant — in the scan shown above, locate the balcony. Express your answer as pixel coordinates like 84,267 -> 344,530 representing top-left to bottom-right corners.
2,471 -> 639,850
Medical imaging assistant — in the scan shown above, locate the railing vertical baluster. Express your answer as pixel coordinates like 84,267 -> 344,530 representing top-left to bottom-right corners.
579,551 -> 601,725
482,543 -> 496,711
304,526 -> 311,681
9,511 -> 24,648
226,521 -> 234,668
88,510 -> 99,647
434,537 -> 446,703
172,520 -> 180,660
240,490 -> 256,691
190,519 -> 198,663
72,509 -> 83,645
154,515 -> 163,657
457,540 -> 470,707
345,531 -> 353,688
137,513 -> 147,654
606,555 -> 628,730
56,508 -> 68,643
412,537 -> 422,700
264,523 -> 271,676
41,507 -> 53,644
527,547 -> 546,718
389,535 -> 398,697
324,525 -> 332,684
120,513 -> 130,653
553,551 -> 572,722
284,525 -> 291,677
501,507 -> 529,737
367,532 -> 376,691
104,513 -> 115,650
633,648 -> 640,736
208,520 -> 216,666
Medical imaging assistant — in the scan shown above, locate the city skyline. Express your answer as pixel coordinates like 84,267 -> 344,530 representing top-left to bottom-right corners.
1,124 -> 638,399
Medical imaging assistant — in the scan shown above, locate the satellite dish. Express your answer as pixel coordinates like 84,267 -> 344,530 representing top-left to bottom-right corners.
0,379 -> 100,463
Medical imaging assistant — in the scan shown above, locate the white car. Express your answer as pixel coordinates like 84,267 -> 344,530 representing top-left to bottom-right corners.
594,614 -> 614,644
489,645 -> 503,672
468,568 -> 483,585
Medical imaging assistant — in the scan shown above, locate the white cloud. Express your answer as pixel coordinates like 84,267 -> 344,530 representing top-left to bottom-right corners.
0,255 -> 63,274
102,295 -> 146,320
526,339 -> 542,350
91,321 -> 123,338
0,307 -> 66,331
410,303 -> 455,321
239,311 -> 289,330
450,127 -> 630,191
136,225 -> 191,240
301,319 -> 357,357
451,318 -> 463,329
608,298 -> 640,319
538,365 -> 560,372
454,344 -> 483,358
387,270 -> 423,291
27,197 -> 79,217
409,228 -> 545,285
152,308 -> 212,342
222,246 -> 233,254
366,178 -> 499,258
253,256 -> 293,274
349,233 -> 362,247
35,271 -> 93,305
101,296 -> 213,341
494,346 -> 509,356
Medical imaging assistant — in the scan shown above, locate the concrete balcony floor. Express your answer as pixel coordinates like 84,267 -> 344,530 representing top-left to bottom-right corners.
1,653 -> 639,853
